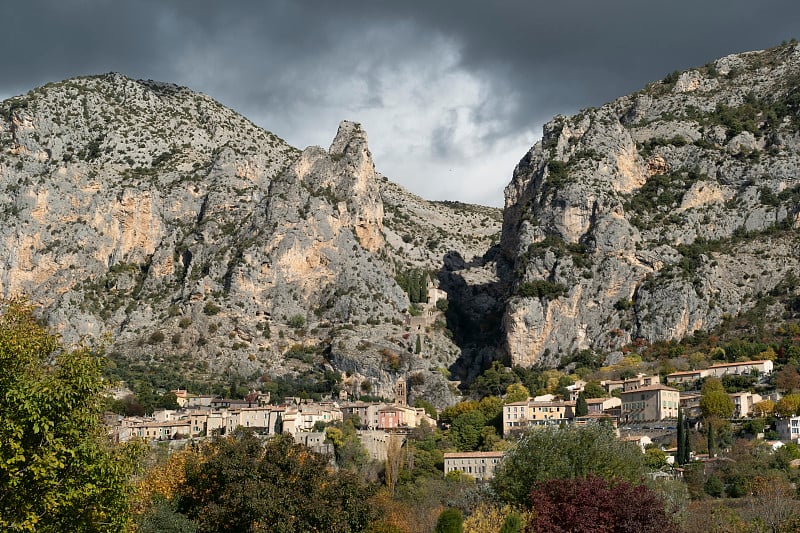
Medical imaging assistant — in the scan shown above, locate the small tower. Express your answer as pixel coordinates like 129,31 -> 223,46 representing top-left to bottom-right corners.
395,377 -> 407,406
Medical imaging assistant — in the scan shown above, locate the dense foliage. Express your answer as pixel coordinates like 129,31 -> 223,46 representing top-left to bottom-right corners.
175,430 -> 376,532
527,475 -> 680,533
491,423 -> 646,506
0,300 -> 142,532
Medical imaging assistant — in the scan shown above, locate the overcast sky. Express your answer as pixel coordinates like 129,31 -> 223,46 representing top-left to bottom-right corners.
1,2 -> 798,206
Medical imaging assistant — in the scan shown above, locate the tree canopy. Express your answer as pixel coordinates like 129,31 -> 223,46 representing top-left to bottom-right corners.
0,299 -> 142,532
176,430 -> 376,532
491,423 -> 645,506
700,377 -> 734,419
527,475 -> 680,533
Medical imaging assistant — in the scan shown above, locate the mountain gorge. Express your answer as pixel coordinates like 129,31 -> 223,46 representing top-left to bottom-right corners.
2,41 -> 800,405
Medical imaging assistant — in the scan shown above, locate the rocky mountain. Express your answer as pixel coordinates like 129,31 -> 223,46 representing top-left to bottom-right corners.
6,41 -> 800,404
499,40 -> 800,368
0,73 -> 501,405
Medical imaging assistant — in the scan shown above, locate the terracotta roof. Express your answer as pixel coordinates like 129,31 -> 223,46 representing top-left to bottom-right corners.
708,360 -> 771,369
621,384 -> 679,393
444,451 -> 505,459
666,369 -> 707,376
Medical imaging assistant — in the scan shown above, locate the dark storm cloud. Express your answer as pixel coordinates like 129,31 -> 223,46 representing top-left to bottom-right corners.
1,1 -> 799,205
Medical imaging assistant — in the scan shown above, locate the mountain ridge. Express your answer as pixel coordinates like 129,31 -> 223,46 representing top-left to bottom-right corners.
4,41 -> 800,404
0,72 -> 501,405
499,40 -> 800,368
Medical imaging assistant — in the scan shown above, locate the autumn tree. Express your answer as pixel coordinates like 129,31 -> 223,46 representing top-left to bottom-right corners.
491,423 -> 645,506
745,474 -> 800,533
504,382 -> 530,403
325,418 -> 370,471
776,364 -> 800,393
0,300 -> 143,532
527,475 -> 680,533
753,399 -> 776,417
385,433 -> 403,494
776,393 -> 800,417
462,503 -> 531,533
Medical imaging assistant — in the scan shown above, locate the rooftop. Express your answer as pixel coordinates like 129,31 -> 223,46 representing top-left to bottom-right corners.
444,451 -> 505,459
620,384 -> 679,394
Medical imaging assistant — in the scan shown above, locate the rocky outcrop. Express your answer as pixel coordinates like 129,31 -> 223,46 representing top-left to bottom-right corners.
501,42 -> 800,366
0,74 -> 501,405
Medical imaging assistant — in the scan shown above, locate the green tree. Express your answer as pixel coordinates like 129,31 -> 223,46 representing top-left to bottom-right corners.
500,512 -> 523,533
450,410 -> 486,451
325,420 -> 370,471
0,300 -> 143,532
700,378 -> 734,419
178,430 -> 375,532
469,361 -> 518,398
677,408 -> 690,465
644,447 -> 667,469
287,314 -> 306,329
575,391 -> 588,416
707,421 -> 717,457
491,423 -> 645,506
413,399 -> 438,420
582,381 -> 607,399
704,475 -> 724,498
434,508 -> 463,533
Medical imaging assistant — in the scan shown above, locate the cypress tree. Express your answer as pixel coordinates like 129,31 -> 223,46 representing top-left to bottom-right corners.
683,418 -> 691,462
707,420 -> 716,457
409,276 -> 420,303
576,391 -> 588,416
677,408 -> 685,464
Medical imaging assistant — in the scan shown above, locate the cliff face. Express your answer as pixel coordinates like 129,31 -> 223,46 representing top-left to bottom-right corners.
501,42 -> 800,367
0,73 -> 502,405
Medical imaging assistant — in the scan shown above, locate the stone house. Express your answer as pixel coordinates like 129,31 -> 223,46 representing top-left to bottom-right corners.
776,416 -> 800,443
620,384 -> 680,423
444,451 -> 505,481
503,399 -> 575,435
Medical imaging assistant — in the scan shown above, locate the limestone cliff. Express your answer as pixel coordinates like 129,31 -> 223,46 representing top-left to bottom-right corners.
501,41 -> 800,367
0,74 -> 501,405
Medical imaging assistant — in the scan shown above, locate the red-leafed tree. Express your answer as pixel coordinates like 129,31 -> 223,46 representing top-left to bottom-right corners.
526,475 -> 680,533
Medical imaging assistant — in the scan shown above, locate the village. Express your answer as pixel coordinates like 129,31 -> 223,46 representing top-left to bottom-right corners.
105,356 -> 796,483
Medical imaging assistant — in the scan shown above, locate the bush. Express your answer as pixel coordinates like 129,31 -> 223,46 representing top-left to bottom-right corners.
527,475 -> 679,533
203,302 -> 220,316
434,508 -> 463,533
288,314 -> 306,329
516,280 -> 567,300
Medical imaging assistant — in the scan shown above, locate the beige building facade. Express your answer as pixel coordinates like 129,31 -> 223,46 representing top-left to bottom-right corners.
443,451 -> 504,481
620,384 -> 680,423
